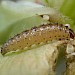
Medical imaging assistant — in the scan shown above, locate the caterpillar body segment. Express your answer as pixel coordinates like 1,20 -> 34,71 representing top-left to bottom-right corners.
1,23 -> 75,55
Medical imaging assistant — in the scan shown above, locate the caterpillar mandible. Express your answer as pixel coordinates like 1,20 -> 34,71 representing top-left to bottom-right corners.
1,23 -> 75,55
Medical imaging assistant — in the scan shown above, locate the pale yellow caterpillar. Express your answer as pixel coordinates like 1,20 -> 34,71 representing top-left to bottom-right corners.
1,23 -> 75,55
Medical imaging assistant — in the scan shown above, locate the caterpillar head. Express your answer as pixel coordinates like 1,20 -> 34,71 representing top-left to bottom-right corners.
69,29 -> 75,39
64,24 -> 75,39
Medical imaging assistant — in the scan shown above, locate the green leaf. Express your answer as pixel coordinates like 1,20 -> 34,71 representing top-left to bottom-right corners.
0,2 -> 70,44
0,3 -> 56,44
42,0 -> 75,30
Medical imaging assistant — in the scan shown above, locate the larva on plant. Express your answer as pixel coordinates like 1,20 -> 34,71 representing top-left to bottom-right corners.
1,23 -> 75,55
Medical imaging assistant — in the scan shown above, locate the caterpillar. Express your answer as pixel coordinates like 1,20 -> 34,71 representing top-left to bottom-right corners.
1,23 -> 75,55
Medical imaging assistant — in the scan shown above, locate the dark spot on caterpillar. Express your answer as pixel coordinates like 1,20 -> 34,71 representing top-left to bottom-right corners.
63,35 -> 65,37
39,15 -> 43,18
45,41 -> 48,43
66,38 -> 69,40
65,26 -> 68,29
13,34 -> 21,41
31,26 -> 37,30
59,38 -> 61,40
60,24 -> 63,27
43,38 -> 45,40
27,43 -> 28,44
40,25 -> 46,29
39,14 -> 50,21
16,34 -> 20,37
50,40 -> 52,41
54,22 -> 58,25
9,37 -> 13,41
25,37 -> 27,39
59,29 -> 62,31
1,23 -> 75,55
58,36 -> 60,37
65,30 -> 67,33
19,46 -> 21,47
39,24 -> 45,27
23,30 -> 29,34
38,43 -> 40,44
